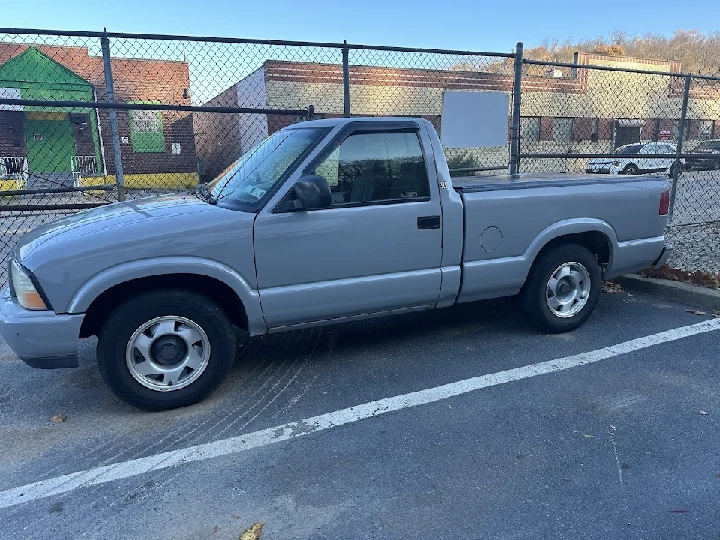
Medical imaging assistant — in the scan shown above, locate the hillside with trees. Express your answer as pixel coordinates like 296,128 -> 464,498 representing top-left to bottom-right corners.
525,30 -> 720,75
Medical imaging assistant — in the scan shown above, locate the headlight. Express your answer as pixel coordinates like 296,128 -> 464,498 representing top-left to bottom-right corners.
10,260 -> 48,310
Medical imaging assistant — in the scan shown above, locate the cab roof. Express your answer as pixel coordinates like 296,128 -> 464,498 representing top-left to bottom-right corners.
284,116 -> 426,130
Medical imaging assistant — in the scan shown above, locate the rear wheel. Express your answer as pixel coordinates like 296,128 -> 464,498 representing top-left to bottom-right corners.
623,163 -> 639,175
520,244 -> 601,333
97,289 -> 236,410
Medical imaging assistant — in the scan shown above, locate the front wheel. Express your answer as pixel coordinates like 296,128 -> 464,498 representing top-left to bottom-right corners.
520,244 -> 601,333
97,289 -> 236,410
622,163 -> 639,175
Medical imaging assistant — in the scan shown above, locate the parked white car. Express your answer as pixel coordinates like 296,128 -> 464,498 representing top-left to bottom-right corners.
586,142 -> 683,176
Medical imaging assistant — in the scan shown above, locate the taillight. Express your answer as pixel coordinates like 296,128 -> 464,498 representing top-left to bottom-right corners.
659,189 -> 670,216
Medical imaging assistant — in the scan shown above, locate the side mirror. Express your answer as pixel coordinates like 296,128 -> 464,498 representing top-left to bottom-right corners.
293,175 -> 331,210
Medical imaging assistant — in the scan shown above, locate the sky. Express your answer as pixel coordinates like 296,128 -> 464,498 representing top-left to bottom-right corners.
4,0 -> 719,52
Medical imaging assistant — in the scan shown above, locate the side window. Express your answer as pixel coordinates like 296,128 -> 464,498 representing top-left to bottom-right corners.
312,131 -> 430,205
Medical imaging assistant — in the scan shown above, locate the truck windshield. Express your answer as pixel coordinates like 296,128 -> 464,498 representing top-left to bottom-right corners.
209,127 -> 328,209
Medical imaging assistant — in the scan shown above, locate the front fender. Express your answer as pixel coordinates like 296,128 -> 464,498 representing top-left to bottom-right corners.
66,256 -> 267,336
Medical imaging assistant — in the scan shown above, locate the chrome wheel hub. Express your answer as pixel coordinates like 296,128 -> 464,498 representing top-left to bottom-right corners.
125,316 -> 211,392
546,262 -> 591,318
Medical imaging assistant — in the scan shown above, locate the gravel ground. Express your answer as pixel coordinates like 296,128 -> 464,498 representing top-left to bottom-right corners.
667,169 -> 720,274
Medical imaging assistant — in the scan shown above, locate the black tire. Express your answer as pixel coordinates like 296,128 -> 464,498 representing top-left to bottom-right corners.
520,244 -> 601,334
623,163 -> 639,175
97,289 -> 236,411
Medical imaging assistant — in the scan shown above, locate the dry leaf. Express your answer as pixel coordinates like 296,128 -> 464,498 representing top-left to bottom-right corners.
50,414 -> 66,423
698,410 -> 709,415
240,522 -> 264,540
583,433 -> 595,438
601,282 -> 623,294
232,515 -> 241,520
639,265 -> 720,290
686,309 -> 707,316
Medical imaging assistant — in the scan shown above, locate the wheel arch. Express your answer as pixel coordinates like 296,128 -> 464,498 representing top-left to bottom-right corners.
524,220 -> 616,280
72,257 -> 267,338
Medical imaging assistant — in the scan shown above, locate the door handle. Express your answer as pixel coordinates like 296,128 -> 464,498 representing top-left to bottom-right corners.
417,215 -> 441,229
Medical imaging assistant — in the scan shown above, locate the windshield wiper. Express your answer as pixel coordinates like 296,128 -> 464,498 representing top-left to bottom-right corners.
193,183 -> 217,205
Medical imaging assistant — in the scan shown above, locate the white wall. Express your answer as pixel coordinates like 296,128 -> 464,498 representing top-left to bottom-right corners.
236,67 -> 269,154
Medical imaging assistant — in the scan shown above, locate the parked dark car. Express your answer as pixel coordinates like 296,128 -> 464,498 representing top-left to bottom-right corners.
685,140 -> 720,171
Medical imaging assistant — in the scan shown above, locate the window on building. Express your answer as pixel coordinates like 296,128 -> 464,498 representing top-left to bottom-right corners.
520,117 -> 540,142
129,102 -> 165,153
312,130 -> 430,205
553,117 -> 574,142
698,120 -> 715,141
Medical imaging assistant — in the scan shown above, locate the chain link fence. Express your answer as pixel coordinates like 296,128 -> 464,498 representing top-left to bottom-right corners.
1,29 -> 719,288
516,57 -> 720,275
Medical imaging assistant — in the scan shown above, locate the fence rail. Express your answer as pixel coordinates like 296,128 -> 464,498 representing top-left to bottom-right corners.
1,28 -> 720,288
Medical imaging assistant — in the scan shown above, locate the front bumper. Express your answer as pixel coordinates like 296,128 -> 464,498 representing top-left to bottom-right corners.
586,165 -> 620,175
0,287 -> 84,368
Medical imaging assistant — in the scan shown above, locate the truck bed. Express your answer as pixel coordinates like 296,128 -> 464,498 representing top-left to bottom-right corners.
452,172 -> 667,193
452,172 -> 670,303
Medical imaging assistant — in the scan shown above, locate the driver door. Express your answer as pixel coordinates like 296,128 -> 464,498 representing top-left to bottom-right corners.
253,125 -> 443,328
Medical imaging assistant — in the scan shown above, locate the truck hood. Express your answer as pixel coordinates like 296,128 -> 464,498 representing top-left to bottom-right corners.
15,195 -> 258,311
18,196 -> 204,252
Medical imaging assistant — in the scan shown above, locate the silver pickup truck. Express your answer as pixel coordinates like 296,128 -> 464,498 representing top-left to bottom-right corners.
0,117 -> 672,410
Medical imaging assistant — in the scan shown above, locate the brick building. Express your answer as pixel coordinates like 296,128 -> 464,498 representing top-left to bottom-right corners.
0,43 -> 199,191
197,52 -> 720,176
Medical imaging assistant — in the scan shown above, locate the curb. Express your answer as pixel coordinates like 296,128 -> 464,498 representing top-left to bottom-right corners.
614,274 -> 720,311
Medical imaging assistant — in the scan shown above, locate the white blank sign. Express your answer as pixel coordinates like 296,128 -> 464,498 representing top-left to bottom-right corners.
440,91 -> 509,148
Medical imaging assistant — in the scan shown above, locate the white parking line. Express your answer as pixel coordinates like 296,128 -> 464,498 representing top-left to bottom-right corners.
1,318 -> 719,510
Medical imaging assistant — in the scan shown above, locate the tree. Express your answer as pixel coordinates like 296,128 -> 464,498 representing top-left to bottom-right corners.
592,44 -> 626,56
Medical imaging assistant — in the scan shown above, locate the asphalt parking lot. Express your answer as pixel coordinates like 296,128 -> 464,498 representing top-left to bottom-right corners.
1,290 -> 719,539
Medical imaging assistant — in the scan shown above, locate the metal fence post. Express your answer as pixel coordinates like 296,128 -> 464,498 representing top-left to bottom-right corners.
100,29 -> 126,201
667,75 -> 691,225
509,42 -> 524,176
342,40 -> 351,117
